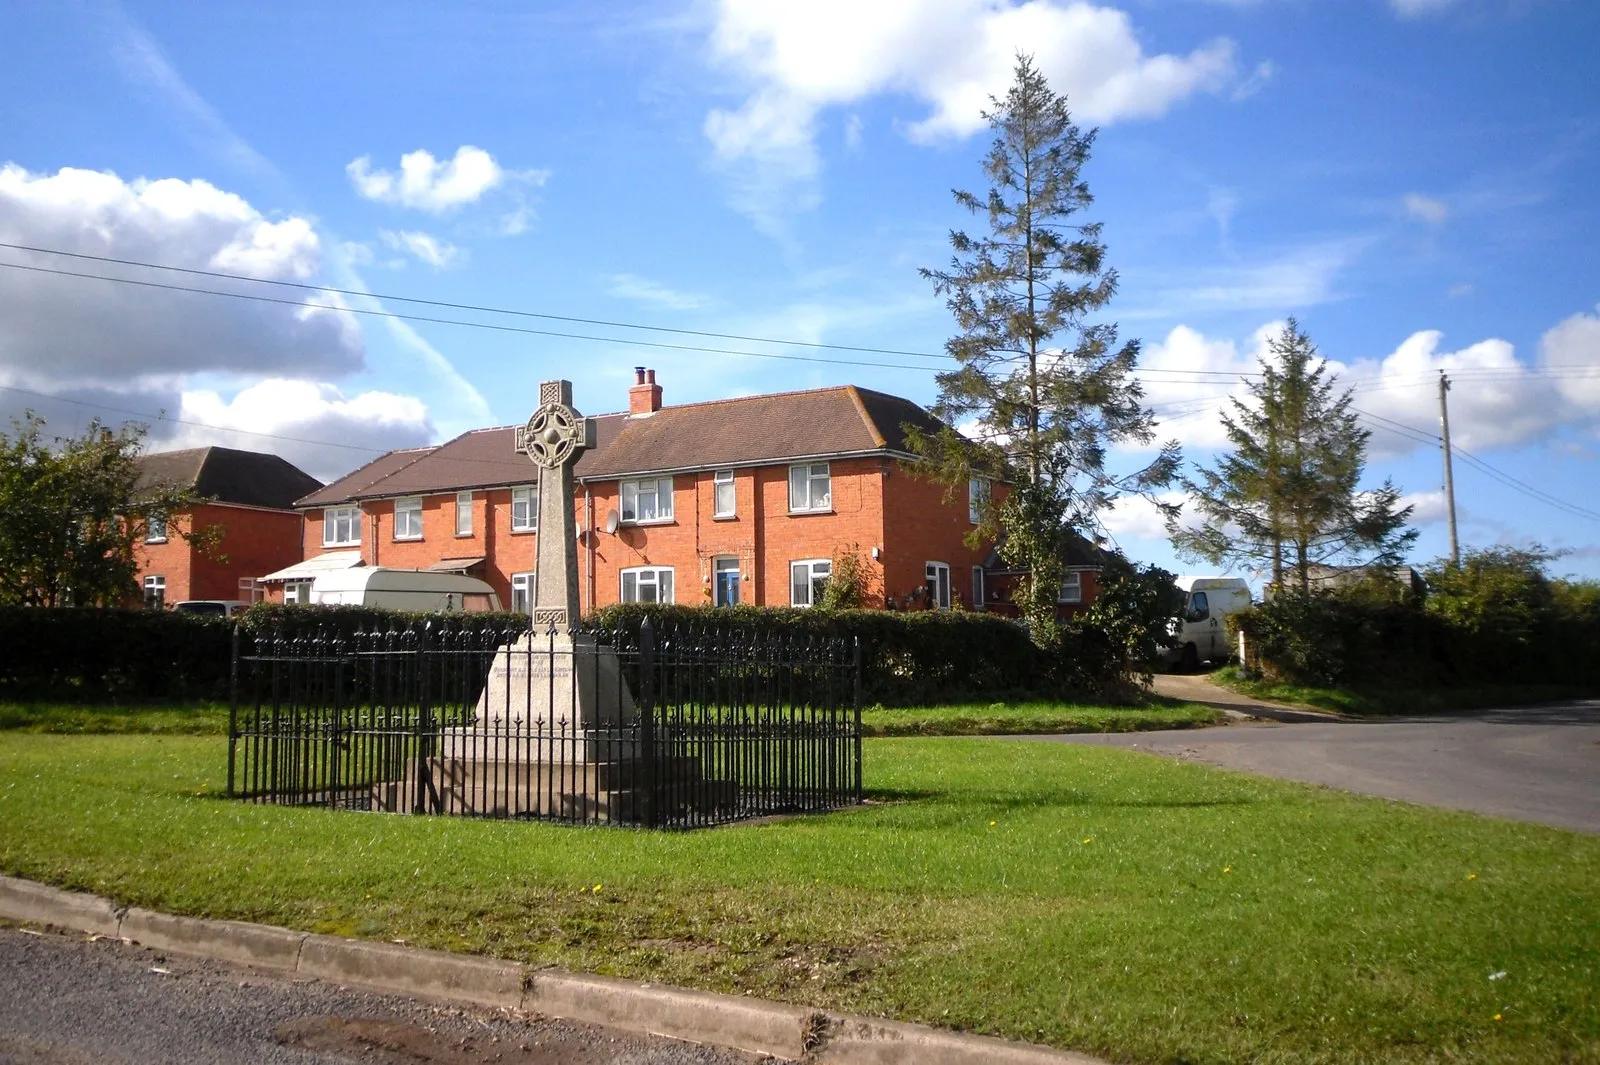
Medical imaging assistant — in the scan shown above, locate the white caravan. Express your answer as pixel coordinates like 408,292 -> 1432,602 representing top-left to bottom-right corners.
309,568 -> 502,612
1165,576 -> 1253,671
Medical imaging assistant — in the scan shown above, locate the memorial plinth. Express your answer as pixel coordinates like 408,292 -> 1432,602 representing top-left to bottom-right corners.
376,379 -> 727,821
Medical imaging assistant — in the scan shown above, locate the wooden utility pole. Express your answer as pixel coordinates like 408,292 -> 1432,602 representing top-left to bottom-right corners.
1438,371 -> 1460,567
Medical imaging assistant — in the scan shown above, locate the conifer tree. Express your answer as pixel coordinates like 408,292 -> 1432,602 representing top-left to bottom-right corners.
1172,319 -> 1416,593
907,54 -> 1179,644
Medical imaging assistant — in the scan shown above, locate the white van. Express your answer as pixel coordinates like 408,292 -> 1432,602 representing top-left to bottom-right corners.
1165,576 -> 1253,671
308,568 -> 502,612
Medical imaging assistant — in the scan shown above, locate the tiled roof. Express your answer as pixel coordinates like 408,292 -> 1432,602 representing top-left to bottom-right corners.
296,446 -> 438,507
135,447 -> 323,510
301,385 -> 949,507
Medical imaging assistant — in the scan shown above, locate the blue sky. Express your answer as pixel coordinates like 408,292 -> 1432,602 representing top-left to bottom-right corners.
1,0 -> 1596,584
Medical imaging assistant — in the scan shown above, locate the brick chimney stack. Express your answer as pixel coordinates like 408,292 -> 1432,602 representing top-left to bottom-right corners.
628,366 -> 662,416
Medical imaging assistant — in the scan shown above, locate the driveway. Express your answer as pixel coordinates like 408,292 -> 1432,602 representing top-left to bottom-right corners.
1051,678 -> 1600,834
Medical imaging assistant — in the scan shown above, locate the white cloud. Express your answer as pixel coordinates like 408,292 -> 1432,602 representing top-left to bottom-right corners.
1447,282 -> 1474,299
380,229 -> 464,269
170,379 -> 435,482
0,164 -> 362,383
607,273 -> 711,311
347,146 -> 546,213
1128,240 -> 1361,319
1390,0 -> 1461,17
1404,193 -> 1449,224
1230,59 -> 1275,102
1399,489 -> 1449,526
1131,313 -> 1600,464
1099,490 -> 1191,542
703,0 -> 1241,226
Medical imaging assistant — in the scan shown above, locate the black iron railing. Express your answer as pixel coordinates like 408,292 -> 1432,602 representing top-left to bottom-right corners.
228,618 -> 862,829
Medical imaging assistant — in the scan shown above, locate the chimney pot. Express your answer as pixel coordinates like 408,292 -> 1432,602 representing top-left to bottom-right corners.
628,367 -> 663,416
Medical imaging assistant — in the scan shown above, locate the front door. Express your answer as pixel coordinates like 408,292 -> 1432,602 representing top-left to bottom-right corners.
714,557 -> 741,607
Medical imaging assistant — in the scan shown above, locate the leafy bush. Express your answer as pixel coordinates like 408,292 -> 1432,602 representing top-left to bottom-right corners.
1231,547 -> 1600,689
1055,558 -> 1186,699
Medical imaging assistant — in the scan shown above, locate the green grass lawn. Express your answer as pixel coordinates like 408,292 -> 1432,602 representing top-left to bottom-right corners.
860,699 -> 1221,735
1,698 -> 1218,738
0,701 -> 230,734
2,733 -> 1595,1064
1210,667 -> 1597,717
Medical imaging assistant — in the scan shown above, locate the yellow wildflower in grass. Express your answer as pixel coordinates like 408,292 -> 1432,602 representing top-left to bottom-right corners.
1468,873 -> 1478,881
1223,867 -> 1232,874
1082,837 -> 1092,844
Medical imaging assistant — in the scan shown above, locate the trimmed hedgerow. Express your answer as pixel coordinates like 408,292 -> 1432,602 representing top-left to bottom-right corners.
0,607 -> 233,701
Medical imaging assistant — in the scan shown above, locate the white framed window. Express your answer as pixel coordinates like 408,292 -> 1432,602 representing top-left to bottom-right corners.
394,497 -> 423,541
510,572 -> 534,614
620,478 -> 673,524
1059,571 -> 1083,604
283,580 -> 313,605
713,469 -> 735,518
323,505 -> 361,547
971,566 -> 985,611
511,485 -> 537,532
145,512 -> 168,543
621,566 -> 674,603
791,559 -> 832,607
968,477 -> 990,525
788,462 -> 831,513
925,561 -> 951,610
143,575 -> 165,609
239,578 -> 264,604
455,491 -> 473,536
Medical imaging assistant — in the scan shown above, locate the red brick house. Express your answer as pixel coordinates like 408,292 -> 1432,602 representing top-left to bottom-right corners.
133,447 -> 322,608
268,371 -> 1102,614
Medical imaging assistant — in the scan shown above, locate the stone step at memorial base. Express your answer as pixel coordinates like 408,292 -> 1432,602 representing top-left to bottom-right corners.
373,757 -> 737,821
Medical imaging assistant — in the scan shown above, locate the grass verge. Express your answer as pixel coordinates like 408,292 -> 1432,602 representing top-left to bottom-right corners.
860,699 -> 1221,736
1,733 -> 1595,1064
2,699 -> 1220,738
0,701 -> 230,735
1209,667 -> 1596,716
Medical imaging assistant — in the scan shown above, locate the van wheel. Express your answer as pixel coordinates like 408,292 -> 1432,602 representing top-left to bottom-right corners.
1179,643 -> 1200,673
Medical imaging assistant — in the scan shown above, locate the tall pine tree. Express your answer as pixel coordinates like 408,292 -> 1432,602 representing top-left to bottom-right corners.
1172,319 -> 1416,593
907,55 -> 1179,644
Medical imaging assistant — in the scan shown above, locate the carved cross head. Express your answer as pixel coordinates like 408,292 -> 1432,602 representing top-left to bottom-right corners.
515,379 -> 596,469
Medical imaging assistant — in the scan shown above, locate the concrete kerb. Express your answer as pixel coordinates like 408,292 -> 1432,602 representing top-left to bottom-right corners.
0,874 -> 1107,1065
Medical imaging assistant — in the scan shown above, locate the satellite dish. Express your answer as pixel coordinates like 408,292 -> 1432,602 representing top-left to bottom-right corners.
604,508 -> 620,534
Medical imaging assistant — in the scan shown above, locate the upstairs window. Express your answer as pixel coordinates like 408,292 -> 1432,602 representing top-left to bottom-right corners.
791,559 -> 831,607
145,512 -> 168,543
968,477 -> 990,524
1059,572 -> 1083,604
713,469 -> 735,518
788,462 -> 831,513
394,497 -> 423,540
621,478 -> 673,524
511,485 -> 537,532
925,561 -> 951,610
455,491 -> 473,536
324,505 -> 361,547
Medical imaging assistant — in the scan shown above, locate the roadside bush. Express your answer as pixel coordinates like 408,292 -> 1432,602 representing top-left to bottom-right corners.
0,606 -> 232,701
1232,547 -> 1600,689
1055,557 -> 1186,699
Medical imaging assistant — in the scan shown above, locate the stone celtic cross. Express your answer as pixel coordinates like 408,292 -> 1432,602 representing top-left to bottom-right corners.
514,380 -> 595,630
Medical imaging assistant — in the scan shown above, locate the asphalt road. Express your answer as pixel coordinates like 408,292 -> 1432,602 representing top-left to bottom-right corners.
1049,698 -> 1600,834
0,926 -> 761,1065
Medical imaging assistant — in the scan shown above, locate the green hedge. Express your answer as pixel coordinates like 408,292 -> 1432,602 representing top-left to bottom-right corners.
1231,555 -> 1600,689
591,603 -> 1050,706
0,607 -> 233,701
